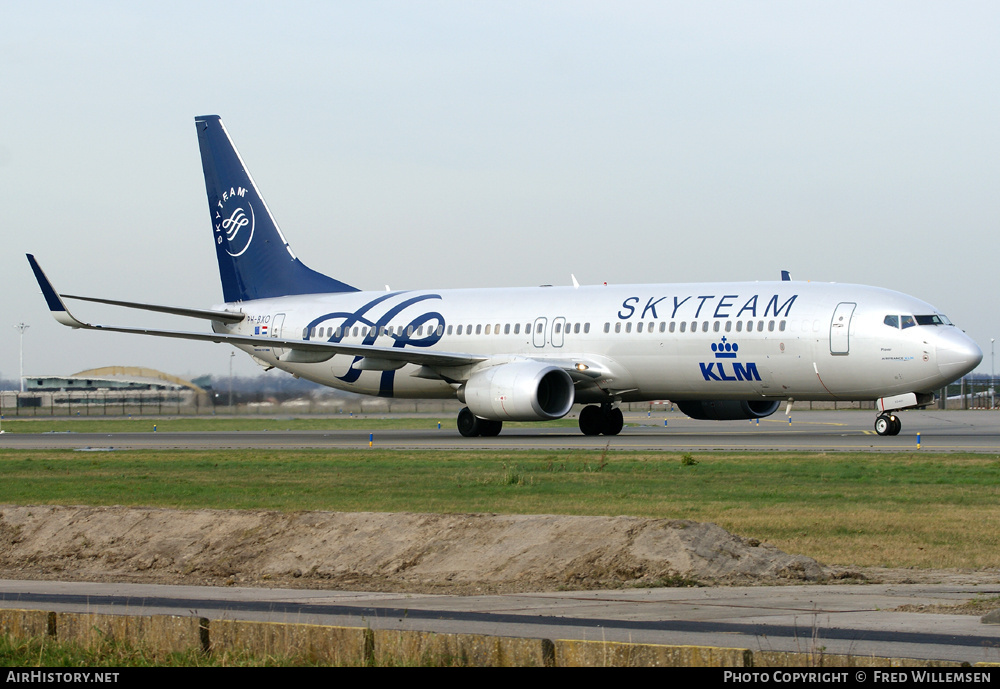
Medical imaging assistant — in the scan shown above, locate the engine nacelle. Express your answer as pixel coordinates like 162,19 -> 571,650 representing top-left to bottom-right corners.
676,400 -> 781,421
461,361 -> 575,421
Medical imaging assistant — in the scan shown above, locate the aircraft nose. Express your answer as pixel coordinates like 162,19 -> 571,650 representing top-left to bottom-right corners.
936,329 -> 983,383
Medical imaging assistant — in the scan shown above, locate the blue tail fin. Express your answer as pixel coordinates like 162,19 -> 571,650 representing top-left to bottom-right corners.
195,115 -> 358,302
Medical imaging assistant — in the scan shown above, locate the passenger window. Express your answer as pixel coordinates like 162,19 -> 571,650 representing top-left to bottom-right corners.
604,323 -> 610,333
757,321 -> 764,332
779,320 -> 786,332
505,324 -> 511,334
884,315 -> 899,328
554,323 -> 561,334
584,323 -> 590,333
476,324 -> 482,335
680,322 -> 686,333
457,325 -> 463,335
691,321 -> 697,332
768,320 -> 775,332
713,321 -> 720,332
447,325 -> 453,335
514,323 -> 520,334
725,321 -> 732,332
625,322 -> 632,333
637,322 -> 643,333
669,322 -> 675,333
615,322 -> 621,333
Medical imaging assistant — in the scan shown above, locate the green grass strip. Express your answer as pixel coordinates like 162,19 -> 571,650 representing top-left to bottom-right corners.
1,448 -> 999,569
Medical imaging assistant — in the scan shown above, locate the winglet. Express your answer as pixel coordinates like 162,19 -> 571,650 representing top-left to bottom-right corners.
26,255 -> 89,328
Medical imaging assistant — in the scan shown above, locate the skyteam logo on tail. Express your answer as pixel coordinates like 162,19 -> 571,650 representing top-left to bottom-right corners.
701,337 -> 761,381
215,186 -> 255,257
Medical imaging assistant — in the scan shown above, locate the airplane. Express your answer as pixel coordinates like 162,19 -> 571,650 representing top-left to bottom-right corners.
27,115 -> 983,438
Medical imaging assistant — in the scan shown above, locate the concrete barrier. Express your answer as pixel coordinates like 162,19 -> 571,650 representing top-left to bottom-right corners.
554,639 -> 752,667
373,629 -> 553,667
0,608 -> 983,667
0,609 -> 52,641
209,619 -> 371,665
54,612 -> 206,654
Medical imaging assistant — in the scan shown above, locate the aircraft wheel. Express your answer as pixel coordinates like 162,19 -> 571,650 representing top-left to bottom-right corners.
602,407 -> 624,436
480,419 -> 503,437
457,407 -> 482,437
579,406 -> 603,435
888,415 -> 902,436
874,414 -> 891,436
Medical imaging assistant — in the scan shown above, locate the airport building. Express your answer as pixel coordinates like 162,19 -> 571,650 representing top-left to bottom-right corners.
4,366 -> 209,415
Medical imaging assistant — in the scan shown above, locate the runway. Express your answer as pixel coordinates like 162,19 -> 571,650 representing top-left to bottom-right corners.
2,410 -> 998,452
3,579 -> 1000,664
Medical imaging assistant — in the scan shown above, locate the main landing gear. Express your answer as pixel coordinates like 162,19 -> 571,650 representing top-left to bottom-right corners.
578,404 -> 624,436
456,404 -> 624,438
874,413 -> 901,436
457,407 -> 502,437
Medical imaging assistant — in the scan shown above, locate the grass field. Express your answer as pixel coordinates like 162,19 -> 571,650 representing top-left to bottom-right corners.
1,446 -> 998,570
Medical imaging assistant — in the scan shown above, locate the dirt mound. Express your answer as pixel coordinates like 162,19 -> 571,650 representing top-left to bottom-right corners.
0,505 -> 825,593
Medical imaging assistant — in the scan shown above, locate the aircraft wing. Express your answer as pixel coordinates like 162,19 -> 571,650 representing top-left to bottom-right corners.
60,293 -> 246,323
27,255 -> 488,370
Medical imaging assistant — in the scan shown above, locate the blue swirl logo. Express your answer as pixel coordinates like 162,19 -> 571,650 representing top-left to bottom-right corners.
218,204 -> 255,257
305,292 -> 445,396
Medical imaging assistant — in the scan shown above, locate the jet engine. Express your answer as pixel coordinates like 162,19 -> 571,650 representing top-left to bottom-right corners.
676,400 -> 781,421
460,361 -> 575,421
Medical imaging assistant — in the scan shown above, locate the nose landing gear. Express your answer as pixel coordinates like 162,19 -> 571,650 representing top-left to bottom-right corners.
875,413 -> 901,436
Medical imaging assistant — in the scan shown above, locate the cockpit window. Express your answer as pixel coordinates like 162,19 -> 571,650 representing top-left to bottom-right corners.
915,314 -> 950,326
886,313 -> 953,329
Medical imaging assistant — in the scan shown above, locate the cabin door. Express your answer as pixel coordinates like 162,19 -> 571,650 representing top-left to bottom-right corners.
271,313 -> 286,359
532,317 -> 547,348
829,303 -> 856,355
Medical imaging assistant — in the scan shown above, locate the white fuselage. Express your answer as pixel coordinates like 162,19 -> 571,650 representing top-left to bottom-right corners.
216,280 -> 980,405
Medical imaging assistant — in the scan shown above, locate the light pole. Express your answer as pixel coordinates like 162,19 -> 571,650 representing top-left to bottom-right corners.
13,323 -> 29,393
991,338 -> 995,410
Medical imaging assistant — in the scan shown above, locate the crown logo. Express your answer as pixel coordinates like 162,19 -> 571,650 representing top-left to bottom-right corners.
711,337 -> 738,359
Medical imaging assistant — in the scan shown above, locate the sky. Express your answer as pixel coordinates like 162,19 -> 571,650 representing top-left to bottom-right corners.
2,1 -> 998,383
